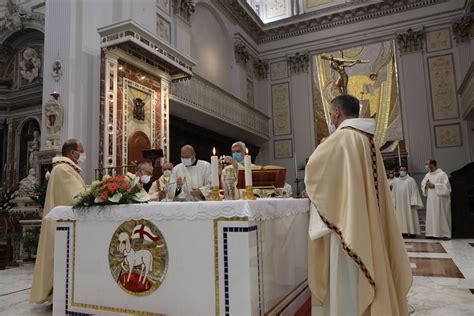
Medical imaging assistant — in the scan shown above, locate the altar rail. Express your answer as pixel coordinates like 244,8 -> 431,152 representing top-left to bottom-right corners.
170,75 -> 270,139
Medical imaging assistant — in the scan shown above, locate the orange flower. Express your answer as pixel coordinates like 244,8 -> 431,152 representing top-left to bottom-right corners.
99,191 -> 109,200
100,185 -> 107,191
121,183 -> 131,190
107,183 -> 118,191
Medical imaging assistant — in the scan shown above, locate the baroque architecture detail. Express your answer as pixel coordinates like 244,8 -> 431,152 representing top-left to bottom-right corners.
287,52 -> 309,74
452,15 -> 472,43
254,59 -> 269,80
397,28 -> 424,54
234,41 -> 250,66
173,0 -> 196,22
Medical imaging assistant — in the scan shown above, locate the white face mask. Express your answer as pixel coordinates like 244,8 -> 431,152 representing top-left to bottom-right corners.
78,153 -> 86,164
140,175 -> 151,184
163,170 -> 172,177
181,158 -> 193,167
425,165 -> 430,171
400,171 -> 407,177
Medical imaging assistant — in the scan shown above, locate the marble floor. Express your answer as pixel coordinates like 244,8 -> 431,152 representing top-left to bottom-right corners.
1,239 -> 473,315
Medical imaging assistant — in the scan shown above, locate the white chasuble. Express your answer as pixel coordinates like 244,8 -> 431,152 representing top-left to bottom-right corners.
421,169 -> 452,238
306,118 -> 412,316
168,160 -> 211,201
392,176 -> 423,235
30,157 -> 86,303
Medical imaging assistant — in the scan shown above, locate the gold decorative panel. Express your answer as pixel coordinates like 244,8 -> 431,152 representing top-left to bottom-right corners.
434,124 -> 462,148
428,54 -> 459,120
312,41 -> 402,148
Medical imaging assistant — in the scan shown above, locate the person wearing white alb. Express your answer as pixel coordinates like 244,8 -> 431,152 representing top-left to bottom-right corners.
421,159 -> 452,239
392,165 -> 423,237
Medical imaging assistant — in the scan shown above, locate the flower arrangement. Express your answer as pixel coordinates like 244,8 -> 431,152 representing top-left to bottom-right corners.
73,175 -> 149,208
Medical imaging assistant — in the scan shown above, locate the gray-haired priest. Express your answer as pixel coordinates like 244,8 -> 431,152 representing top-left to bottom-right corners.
168,145 -> 211,201
221,141 -> 247,200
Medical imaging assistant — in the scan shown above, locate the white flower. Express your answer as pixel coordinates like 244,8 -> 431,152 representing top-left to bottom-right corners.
94,196 -> 104,203
102,174 -> 111,181
133,189 -> 150,202
108,192 -> 122,203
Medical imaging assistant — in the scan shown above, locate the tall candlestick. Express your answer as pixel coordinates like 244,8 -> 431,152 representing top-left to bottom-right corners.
211,147 -> 219,187
397,142 -> 402,167
244,148 -> 252,187
294,152 -> 298,179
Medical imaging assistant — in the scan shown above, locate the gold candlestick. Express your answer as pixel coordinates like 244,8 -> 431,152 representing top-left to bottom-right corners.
243,185 -> 256,200
208,186 -> 222,201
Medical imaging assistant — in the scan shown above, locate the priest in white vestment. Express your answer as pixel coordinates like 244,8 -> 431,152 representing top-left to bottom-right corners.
149,162 -> 173,201
392,166 -> 423,236
421,159 -> 452,239
30,140 -> 86,304
305,95 -> 412,316
168,145 -> 211,201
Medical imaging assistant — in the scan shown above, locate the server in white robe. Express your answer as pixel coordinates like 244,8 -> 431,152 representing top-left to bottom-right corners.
392,166 -> 423,236
168,145 -> 211,201
421,159 -> 452,239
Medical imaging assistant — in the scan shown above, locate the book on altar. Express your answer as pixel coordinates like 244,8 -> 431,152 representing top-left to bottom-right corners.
236,165 -> 286,189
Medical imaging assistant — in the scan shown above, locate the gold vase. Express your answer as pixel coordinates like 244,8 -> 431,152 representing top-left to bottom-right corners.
208,186 -> 222,201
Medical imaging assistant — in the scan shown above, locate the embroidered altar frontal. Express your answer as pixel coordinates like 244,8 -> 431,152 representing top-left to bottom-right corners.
47,199 -> 310,315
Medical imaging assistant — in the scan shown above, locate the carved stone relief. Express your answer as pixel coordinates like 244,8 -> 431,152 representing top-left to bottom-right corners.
397,28 -> 424,54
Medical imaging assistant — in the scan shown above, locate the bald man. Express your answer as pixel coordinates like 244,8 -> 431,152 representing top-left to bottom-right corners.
168,145 -> 211,201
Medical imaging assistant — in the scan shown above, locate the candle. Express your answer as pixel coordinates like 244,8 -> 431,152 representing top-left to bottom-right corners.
244,148 -> 252,186
211,147 -> 219,187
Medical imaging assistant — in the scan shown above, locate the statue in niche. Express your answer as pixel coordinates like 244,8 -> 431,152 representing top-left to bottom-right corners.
321,54 -> 369,95
44,98 -> 64,149
28,130 -> 41,169
133,97 -> 145,121
19,47 -> 41,83
15,168 -> 38,198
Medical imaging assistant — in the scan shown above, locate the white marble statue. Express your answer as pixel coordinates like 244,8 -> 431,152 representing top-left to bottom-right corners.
19,47 -> 41,83
28,130 -> 40,168
44,98 -> 64,149
16,168 -> 38,198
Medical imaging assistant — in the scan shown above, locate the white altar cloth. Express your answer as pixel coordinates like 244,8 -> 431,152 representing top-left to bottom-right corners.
47,199 -> 310,316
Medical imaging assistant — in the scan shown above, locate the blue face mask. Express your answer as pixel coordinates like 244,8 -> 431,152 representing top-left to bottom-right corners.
400,171 -> 407,177
181,158 -> 193,167
232,152 -> 243,162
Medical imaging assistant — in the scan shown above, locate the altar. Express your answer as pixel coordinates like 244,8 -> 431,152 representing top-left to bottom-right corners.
46,199 -> 310,315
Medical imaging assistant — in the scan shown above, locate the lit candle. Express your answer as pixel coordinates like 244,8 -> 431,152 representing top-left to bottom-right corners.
244,148 -> 252,187
211,147 -> 219,187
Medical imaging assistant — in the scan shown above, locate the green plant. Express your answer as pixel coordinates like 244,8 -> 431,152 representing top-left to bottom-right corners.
22,227 -> 40,260
0,184 -> 15,214
31,179 -> 49,209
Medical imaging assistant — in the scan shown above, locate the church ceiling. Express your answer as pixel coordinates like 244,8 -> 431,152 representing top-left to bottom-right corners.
216,0 -> 449,43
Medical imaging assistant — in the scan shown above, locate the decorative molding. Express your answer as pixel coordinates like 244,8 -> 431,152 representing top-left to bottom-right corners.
173,0 -> 196,23
427,54 -> 459,120
234,40 -> 250,66
271,82 -> 291,136
426,29 -> 452,52
458,62 -> 474,120
216,0 -> 446,44
254,59 -> 269,80
97,20 -> 196,82
274,139 -> 293,159
434,123 -> 462,148
287,52 -> 309,74
0,0 -> 33,33
452,15 -> 473,43
397,28 -> 424,54
170,75 -> 269,140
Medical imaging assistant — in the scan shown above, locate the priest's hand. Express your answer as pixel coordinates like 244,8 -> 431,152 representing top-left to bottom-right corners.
177,177 -> 184,188
190,188 -> 203,198
224,156 -> 234,165
426,180 -> 435,189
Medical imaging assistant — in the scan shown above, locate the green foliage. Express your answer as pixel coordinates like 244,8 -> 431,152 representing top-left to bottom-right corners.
0,184 -> 15,214
22,227 -> 40,259
31,179 -> 49,209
